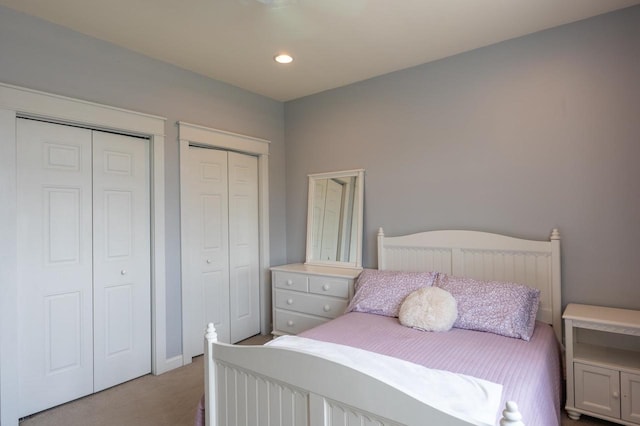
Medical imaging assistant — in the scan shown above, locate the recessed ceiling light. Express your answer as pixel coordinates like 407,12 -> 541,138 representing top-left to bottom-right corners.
274,53 -> 293,64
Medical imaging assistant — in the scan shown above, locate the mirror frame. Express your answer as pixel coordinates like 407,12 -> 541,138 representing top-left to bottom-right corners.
305,169 -> 365,270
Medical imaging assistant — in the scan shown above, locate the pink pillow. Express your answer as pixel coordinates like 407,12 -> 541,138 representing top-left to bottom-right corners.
345,269 -> 438,317
435,274 -> 540,341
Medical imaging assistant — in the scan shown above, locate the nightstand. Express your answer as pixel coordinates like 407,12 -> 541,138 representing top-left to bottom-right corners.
563,303 -> 640,425
270,263 -> 361,335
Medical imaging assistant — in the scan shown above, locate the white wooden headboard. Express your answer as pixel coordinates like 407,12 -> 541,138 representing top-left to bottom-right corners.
377,227 -> 562,343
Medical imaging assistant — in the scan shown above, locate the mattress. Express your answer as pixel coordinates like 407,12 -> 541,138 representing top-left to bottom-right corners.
299,312 -> 562,426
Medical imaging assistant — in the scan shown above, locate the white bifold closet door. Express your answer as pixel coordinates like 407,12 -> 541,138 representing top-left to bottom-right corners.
16,119 -> 150,417
183,146 -> 259,357
92,131 -> 150,392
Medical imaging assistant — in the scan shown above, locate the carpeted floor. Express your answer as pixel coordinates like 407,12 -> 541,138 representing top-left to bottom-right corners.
19,334 -> 272,426
20,333 -> 615,426
19,356 -> 204,426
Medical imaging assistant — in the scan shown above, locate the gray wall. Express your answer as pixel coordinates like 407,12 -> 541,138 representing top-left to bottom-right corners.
285,6 -> 640,310
2,2 -> 639,357
0,5 -> 287,358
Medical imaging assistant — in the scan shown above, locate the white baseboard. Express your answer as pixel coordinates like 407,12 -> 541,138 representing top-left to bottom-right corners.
155,354 -> 185,375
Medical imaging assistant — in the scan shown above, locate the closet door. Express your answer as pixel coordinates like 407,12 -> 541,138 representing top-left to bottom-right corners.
92,131 -> 151,392
17,120 -> 152,416
182,147 -> 261,356
17,119 -> 94,417
228,152 -> 260,343
183,146 -> 231,354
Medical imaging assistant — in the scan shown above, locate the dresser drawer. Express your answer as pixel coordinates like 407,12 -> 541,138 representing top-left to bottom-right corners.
274,289 -> 347,319
273,271 -> 308,292
271,264 -> 360,335
309,276 -> 350,298
274,310 -> 327,335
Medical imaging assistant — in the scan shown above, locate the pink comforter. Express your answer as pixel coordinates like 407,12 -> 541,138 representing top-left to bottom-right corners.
300,312 -> 562,426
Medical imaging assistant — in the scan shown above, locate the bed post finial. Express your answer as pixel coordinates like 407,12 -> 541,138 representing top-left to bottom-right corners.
500,401 -> 524,426
205,322 -> 218,343
550,228 -> 560,240
378,227 -> 384,237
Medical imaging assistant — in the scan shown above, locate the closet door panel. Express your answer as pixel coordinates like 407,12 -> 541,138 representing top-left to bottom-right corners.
228,152 -> 260,343
17,119 -> 94,417
203,270 -> 227,332
92,131 -> 150,392
183,146 -> 230,356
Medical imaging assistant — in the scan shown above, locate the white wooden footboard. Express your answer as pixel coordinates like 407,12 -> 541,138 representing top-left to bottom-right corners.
204,324 -> 525,426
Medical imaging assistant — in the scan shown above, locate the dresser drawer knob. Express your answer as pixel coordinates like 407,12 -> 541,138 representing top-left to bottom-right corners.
287,298 -> 293,305
322,284 -> 330,291
286,279 -> 293,286
323,304 -> 331,312
287,320 -> 294,327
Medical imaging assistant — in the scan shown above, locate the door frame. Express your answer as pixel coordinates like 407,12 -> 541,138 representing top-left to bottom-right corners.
178,121 -> 270,364
0,82 -> 169,426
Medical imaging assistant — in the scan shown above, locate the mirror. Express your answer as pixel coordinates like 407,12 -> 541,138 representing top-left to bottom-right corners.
305,169 -> 364,269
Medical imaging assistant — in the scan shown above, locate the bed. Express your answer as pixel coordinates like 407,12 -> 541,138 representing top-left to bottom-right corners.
201,227 -> 563,426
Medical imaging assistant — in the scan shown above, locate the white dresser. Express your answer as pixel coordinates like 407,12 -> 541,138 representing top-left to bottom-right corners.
564,303 -> 640,425
271,263 -> 361,335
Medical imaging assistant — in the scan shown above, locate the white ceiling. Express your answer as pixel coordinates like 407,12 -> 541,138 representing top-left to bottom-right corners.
2,0 -> 639,101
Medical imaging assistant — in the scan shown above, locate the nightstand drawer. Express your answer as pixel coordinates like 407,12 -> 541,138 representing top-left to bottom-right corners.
274,289 -> 347,319
274,310 -> 326,335
309,276 -> 349,298
273,271 -> 309,292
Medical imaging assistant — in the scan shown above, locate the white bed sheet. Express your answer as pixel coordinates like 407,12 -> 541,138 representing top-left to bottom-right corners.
268,335 -> 503,426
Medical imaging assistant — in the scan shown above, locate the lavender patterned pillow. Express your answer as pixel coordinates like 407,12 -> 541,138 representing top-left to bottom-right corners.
345,269 -> 438,317
435,274 -> 540,341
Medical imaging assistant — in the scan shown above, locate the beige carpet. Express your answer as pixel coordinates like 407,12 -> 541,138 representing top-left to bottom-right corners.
20,333 -> 615,426
20,356 -> 203,426
19,334 -> 271,426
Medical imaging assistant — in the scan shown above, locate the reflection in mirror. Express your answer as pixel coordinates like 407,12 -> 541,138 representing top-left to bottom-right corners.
305,169 -> 364,269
